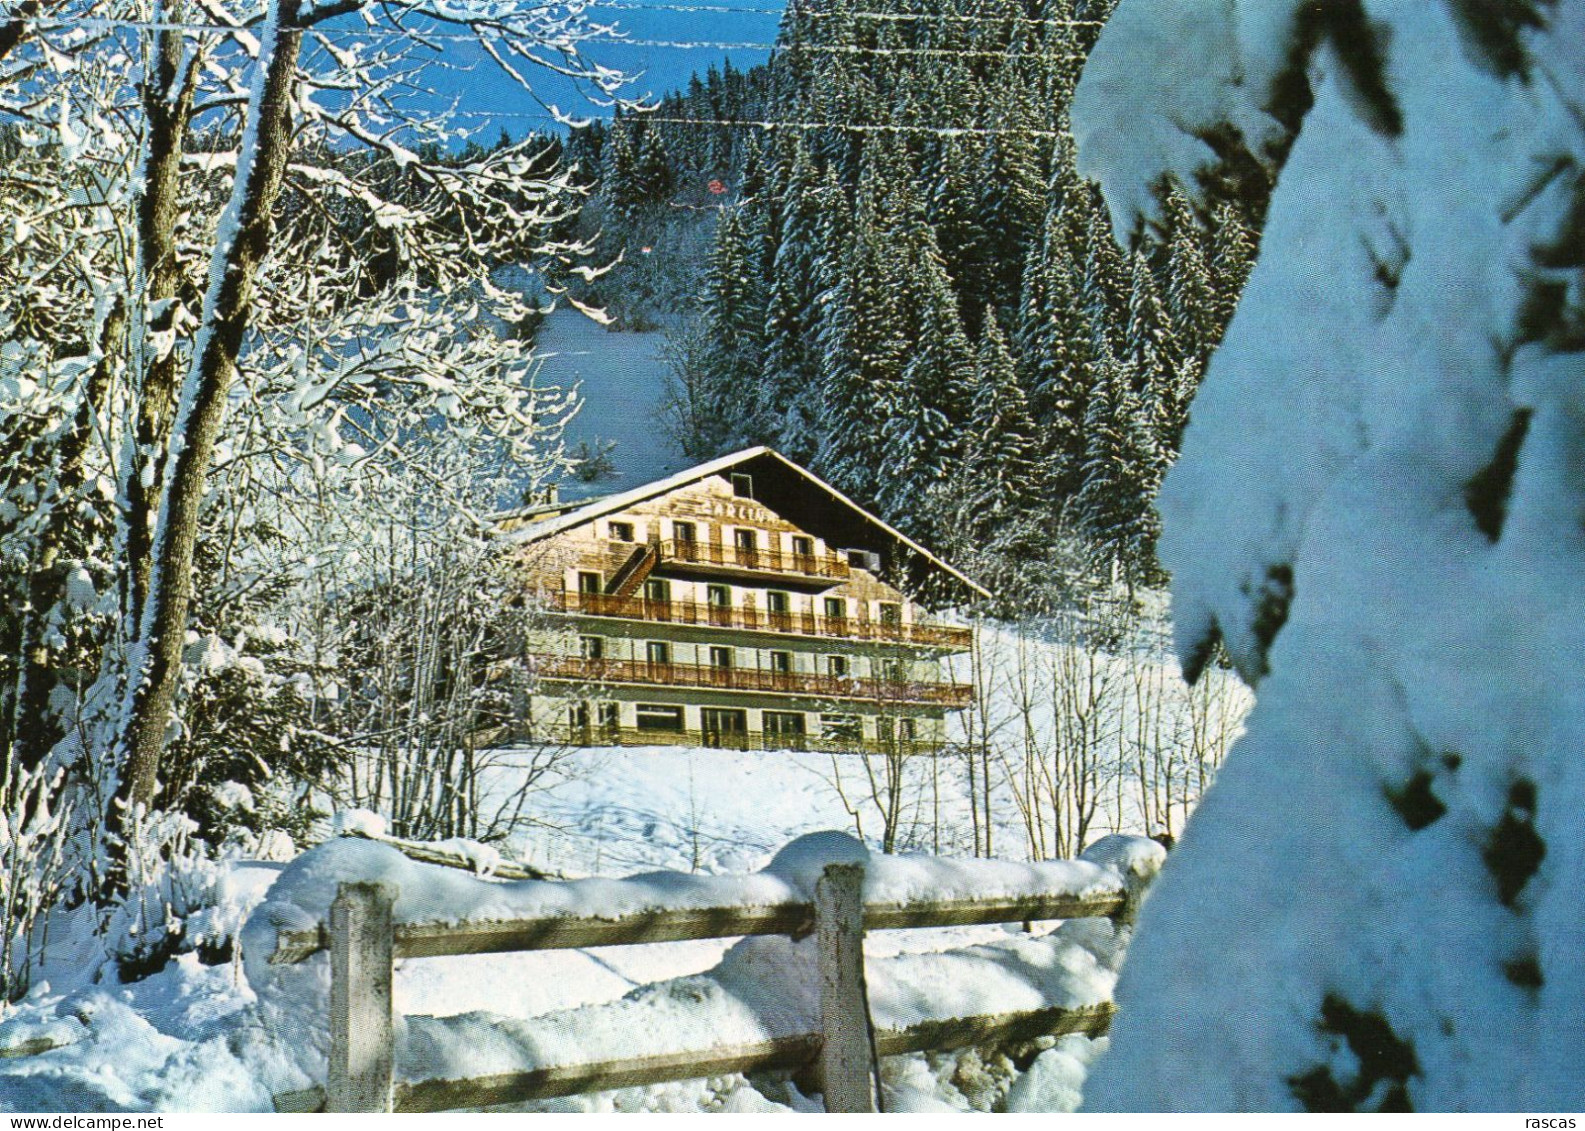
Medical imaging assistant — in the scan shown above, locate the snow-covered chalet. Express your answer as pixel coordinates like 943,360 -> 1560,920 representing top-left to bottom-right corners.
501,447 -> 987,754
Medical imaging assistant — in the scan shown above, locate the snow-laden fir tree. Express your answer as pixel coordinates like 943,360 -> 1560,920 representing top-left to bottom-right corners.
1073,339 -> 1161,582
1073,0 -> 1585,1110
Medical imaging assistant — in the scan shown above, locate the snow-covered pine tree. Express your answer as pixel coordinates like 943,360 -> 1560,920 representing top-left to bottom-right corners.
1073,0 -> 1585,1110
1124,249 -> 1183,452
1162,185 -> 1219,370
814,180 -> 898,502
1018,198 -> 1091,496
1208,198 -> 1258,333
763,142 -> 823,461
1074,338 -> 1162,583
966,308 -> 1046,531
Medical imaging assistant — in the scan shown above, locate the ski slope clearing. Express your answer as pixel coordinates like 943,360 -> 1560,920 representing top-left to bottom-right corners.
532,309 -> 686,500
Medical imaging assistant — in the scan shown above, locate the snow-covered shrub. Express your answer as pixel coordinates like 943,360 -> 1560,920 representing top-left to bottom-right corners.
1072,0 -> 1585,1111
103,808 -> 231,980
162,630 -> 331,852
0,762 -> 74,1003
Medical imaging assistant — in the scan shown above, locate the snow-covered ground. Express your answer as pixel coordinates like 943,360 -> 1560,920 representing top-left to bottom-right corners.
0,744 -> 1162,1114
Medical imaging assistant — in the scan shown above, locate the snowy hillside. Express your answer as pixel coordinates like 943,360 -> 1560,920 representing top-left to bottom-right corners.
533,309 -> 689,499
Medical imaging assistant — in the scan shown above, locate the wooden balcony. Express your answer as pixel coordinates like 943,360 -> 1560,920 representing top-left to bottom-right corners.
657,538 -> 853,582
552,724 -> 951,757
528,655 -> 974,709
544,591 -> 973,651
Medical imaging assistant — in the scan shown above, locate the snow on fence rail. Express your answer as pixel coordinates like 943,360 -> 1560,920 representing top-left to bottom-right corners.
253,832 -> 1162,1114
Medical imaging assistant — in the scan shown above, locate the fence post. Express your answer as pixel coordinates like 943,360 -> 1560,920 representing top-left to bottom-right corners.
815,861 -> 878,1113
328,881 -> 396,1113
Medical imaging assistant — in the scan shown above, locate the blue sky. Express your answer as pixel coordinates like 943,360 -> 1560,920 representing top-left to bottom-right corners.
429,0 -> 782,141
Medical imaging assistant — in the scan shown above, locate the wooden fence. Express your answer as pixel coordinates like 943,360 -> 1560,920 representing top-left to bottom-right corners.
270,854 -> 1145,1114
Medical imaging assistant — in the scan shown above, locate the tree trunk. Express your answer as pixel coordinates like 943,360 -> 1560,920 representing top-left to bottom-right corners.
9,298 -> 127,775
123,5 -> 200,633
116,0 -> 306,811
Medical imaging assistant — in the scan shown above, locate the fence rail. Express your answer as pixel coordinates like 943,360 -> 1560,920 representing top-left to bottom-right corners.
546,590 -> 973,650
270,846 -> 1145,1114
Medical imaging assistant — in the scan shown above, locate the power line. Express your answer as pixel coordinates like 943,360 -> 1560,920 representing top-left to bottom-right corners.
452,107 -> 1069,139
1,0 -> 1107,23
6,15 -> 1090,60
586,1 -> 1104,25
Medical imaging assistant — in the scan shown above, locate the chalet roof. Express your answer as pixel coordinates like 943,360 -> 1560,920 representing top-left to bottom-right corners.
507,446 -> 991,603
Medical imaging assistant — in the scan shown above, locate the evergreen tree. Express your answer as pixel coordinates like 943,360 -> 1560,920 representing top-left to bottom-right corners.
1018,201 -> 1090,494
1163,185 -> 1218,366
1075,340 -> 1162,582
1209,198 -> 1258,333
965,308 -> 1046,533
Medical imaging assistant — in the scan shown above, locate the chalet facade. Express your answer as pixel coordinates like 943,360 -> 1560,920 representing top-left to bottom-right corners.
502,448 -> 987,754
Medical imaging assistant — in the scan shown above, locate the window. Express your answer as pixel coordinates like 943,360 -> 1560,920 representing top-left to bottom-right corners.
879,602 -> 902,626
769,651 -> 792,674
578,572 -> 602,595
707,584 -> 731,607
673,521 -> 697,544
766,590 -> 790,614
644,578 -> 671,603
875,717 -> 895,744
598,703 -> 620,732
609,521 -> 635,542
764,711 -> 807,742
734,528 -> 757,552
569,702 -> 590,730
646,641 -> 671,665
731,473 -> 754,498
822,714 -> 862,742
702,708 -> 748,747
899,718 -> 917,741
579,636 -> 604,660
824,597 -> 846,620
880,658 -> 903,682
791,535 -> 813,558
846,549 -> 878,571
636,704 -> 684,732
827,655 -> 850,677
709,646 -> 734,669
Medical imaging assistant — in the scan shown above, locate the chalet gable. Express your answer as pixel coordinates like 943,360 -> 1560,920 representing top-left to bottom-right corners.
505,447 -> 990,606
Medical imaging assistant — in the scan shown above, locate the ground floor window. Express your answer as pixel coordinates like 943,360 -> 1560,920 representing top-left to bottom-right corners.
764,711 -> 807,744
701,708 -> 748,747
636,704 -> 684,732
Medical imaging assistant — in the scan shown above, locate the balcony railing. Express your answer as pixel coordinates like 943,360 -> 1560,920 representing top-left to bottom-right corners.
657,538 -> 853,581
545,591 -> 973,650
528,654 -> 974,708
550,724 -> 951,757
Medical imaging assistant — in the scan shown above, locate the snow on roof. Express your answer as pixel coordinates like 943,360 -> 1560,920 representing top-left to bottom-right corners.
507,446 -> 991,600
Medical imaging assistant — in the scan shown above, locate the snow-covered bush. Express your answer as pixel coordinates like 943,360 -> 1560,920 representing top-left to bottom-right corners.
162,631 -> 331,852
1073,0 -> 1585,1112
0,763 -> 74,1003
